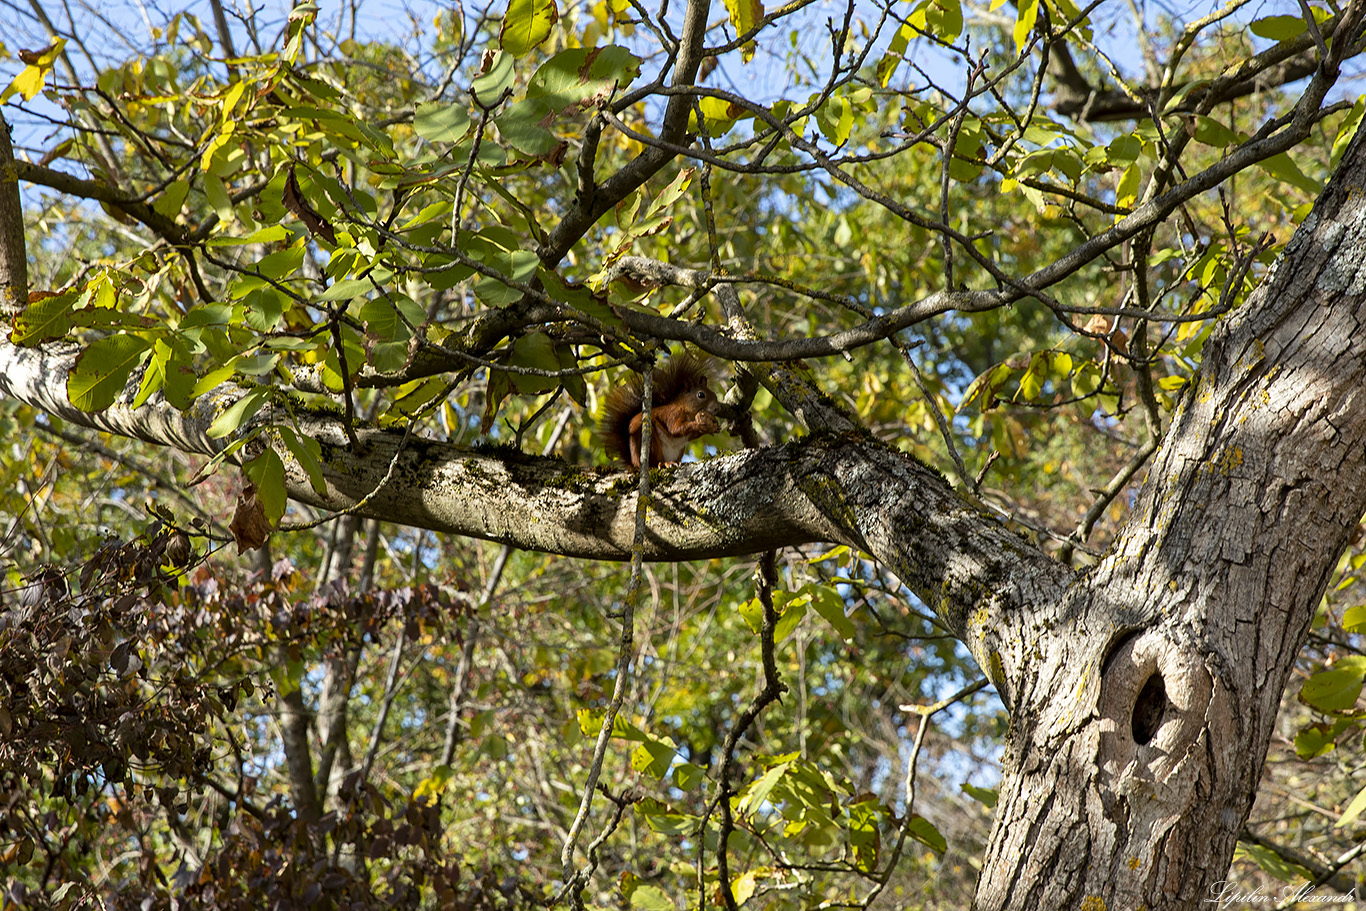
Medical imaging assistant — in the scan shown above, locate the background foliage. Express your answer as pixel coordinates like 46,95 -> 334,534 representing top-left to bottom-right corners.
0,0 -> 1363,906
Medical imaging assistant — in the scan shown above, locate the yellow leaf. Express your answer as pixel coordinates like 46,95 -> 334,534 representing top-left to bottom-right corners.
732,871 -> 757,905
721,0 -> 763,62
1,39 -> 64,102
500,0 -> 559,57
688,96 -> 738,135
1013,0 -> 1038,54
1336,781 -> 1366,828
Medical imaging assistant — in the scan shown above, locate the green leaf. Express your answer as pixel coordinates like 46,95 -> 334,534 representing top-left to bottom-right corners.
845,799 -> 882,872
876,22 -> 913,87
243,288 -> 288,332
234,354 -> 280,377
672,761 -> 706,791
243,446 -> 288,524
815,94 -> 853,146
360,297 -> 411,342
319,277 -> 374,302
1189,116 -> 1238,149
1249,15 -> 1306,40
413,766 -> 453,804
801,583 -> 854,640
629,884 -> 676,911
1019,360 -> 1043,400
1106,133 -> 1142,166
0,38 -> 64,103
1071,362 -> 1101,398
960,362 -> 1010,412
807,544 -> 851,565
731,871 -> 757,906
132,338 -> 194,409
737,759 -> 792,816
1233,841 -> 1311,883
631,737 -> 677,779
497,97 -> 561,157
500,0 -> 558,57
386,377 -> 448,419
1343,603 -> 1366,633
191,364 -> 236,400
961,783 -> 998,808
775,600 -> 803,644
909,0 -> 962,43
471,50 -> 515,108
905,814 -> 946,854
1331,97 -> 1365,171
1256,152 -> 1321,195
276,424 -> 329,496
414,101 -> 471,143
368,340 -> 409,374
1293,722 -> 1338,760
689,96 -> 739,135
10,290 -> 78,345
67,335 -> 152,412
1114,162 -> 1141,211
207,386 -> 272,440
720,0 -> 763,61
1299,657 -> 1366,712
473,250 -> 539,306
1045,0 -> 1092,39
180,303 -> 234,330
207,223 -> 291,247
637,800 -> 698,836
528,45 -> 640,109
153,178 -> 191,220
647,168 -> 695,217
204,174 -> 235,223
538,267 -> 621,329
498,331 -> 561,394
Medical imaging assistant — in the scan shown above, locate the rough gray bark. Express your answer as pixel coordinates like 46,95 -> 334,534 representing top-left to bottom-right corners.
972,123 -> 1366,910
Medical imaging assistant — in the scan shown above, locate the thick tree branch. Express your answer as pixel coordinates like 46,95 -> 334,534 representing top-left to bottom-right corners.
535,0 -> 711,267
0,331 -> 1073,703
10,159 -> 188,245
1050,9 -> 1356,121
0,111 -> 29,312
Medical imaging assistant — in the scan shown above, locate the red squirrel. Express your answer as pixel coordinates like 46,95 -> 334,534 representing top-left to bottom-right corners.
599,353 -> 722,467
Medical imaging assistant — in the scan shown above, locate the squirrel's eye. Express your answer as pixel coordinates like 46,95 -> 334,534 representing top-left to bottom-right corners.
697,390 -> 707,399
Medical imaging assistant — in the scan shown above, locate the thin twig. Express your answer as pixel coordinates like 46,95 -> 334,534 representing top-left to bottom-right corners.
559,371 -> 654,908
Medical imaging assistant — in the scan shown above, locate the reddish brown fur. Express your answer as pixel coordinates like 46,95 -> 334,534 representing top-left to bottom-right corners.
599,353 -> 720,467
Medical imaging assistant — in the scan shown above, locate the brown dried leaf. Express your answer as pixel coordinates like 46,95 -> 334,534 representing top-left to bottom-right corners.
283,166 -> 337,245
229,483 -> 273,552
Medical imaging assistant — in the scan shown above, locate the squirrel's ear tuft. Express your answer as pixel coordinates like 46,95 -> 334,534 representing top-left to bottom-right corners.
654,351 -> 718,399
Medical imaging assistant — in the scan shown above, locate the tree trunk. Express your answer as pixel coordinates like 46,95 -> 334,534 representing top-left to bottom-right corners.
973,126 -> 1366,910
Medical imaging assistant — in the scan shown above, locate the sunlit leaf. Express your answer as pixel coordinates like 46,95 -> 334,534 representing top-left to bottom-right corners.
500,0 -> 558,57
414,101 -> 471,142
207,386 -> 272,440
1013,0 -> 1038,54
471,50 -> 515,107
1336,781 -> 1366,828
1299,657 -> 1366,712
67,335 -> 152,412
720,0 -> 763,61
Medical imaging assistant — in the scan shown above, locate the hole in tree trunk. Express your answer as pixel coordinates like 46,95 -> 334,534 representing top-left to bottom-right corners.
1132,672 -> 1167,745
